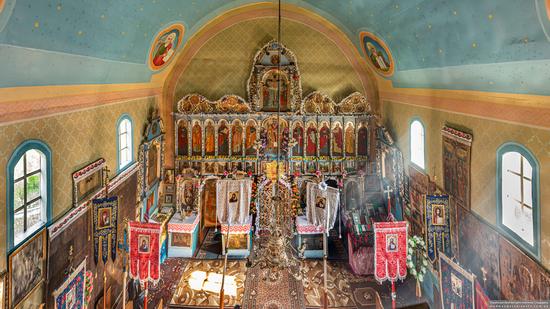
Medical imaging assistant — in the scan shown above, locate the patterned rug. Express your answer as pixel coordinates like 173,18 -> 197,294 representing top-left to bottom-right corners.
170,260 -> 247,308
301,260 -> 359,308
242,266 -> 306,309
301,260 -> 424,309
147,258 -> 188,307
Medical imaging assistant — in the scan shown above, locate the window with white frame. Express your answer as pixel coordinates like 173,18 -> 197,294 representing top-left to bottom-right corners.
13,149 -> 47,245
499,149 -> 537,246
118,117 -> 133,170
410,120 -> 425,169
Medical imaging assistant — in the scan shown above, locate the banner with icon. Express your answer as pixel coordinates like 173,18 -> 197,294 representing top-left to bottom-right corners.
425,194 -> 453,261
53,258 -> 86,309
92,196 -> 118,264
439,253 -> 475,308
128,221 -> 162,283
373,221 -> 408,283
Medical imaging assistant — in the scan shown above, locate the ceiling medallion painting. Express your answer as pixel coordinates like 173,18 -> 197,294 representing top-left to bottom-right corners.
359,31 -> 394,77
149,23 -> 185,71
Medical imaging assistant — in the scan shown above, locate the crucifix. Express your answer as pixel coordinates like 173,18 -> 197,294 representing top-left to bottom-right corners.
103,166 -> 111,197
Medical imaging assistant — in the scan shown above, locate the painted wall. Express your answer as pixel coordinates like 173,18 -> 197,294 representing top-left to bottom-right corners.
0,96 -> 155,271
173,17 -> 365,106
382,99 -> 550,269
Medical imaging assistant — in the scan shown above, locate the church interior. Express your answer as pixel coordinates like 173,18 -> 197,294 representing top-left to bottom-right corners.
0,0 -> 549,308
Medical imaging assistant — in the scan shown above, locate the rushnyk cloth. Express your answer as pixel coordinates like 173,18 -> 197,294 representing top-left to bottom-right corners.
373,221 -> 408,283
306,182 -> 340,230
216,179 -> 252,225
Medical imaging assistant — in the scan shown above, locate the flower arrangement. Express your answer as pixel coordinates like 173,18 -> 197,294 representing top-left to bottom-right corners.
407,235 -> 428,282
250,176 -> 258,214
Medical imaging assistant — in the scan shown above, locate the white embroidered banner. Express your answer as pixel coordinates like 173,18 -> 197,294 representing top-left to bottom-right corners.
306,182 -> 340,230
216,179 -> 252,225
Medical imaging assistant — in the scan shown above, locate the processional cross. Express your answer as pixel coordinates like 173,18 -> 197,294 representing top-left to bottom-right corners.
384,185 -> 393,219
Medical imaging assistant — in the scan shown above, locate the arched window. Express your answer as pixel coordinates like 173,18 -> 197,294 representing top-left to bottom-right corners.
410,119 -> 425,169
497,143 -> 540,258
7,140 -> 52,250
117,114 -> 133,171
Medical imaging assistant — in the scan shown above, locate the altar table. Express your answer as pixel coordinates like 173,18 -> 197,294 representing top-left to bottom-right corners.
167,212 -> 200,257
220,215 -> 253,258
295,215 -> 324,258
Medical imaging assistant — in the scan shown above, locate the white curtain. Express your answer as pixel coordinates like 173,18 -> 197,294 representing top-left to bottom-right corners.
216,179 -> 252,225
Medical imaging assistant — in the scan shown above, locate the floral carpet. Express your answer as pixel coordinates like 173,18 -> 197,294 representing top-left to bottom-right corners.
242,265 -> 306,309
169,260 -> 247,308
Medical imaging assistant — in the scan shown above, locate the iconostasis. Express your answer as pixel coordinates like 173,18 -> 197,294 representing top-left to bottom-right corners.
172,41 -> 407,230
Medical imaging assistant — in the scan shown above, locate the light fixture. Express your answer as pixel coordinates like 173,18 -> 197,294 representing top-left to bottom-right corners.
246,0 -> 307,282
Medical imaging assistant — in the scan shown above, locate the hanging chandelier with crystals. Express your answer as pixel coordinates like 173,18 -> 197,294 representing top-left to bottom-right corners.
245,0 -> 307,282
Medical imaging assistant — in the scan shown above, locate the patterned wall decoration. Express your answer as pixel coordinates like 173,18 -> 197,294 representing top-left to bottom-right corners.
359,31 -> 394,77
0,96 -> 154,271
149,23 -> 185,71
383,99 -> 550,270
174,18 -> 365,109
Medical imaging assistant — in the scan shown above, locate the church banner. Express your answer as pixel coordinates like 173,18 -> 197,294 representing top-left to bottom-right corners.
373,221 -> 408,283
92,196 -> 118,264
306,182 -> 340,230
425,194 -> 453,261
442,126 -> 473,210
475,279 -> 490,309
128,221 -> 162,283
53,258 -> 86,309
439,253 -> 475,309
216,179 -> 252,225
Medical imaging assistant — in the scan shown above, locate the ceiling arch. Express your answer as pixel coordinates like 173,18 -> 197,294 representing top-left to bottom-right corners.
162,2 -> 379,106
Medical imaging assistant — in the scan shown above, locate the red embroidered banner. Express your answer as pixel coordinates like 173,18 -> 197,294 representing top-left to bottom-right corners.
128,221 -> 162,283
373,221 -> 408,283
475,279 -> 490,309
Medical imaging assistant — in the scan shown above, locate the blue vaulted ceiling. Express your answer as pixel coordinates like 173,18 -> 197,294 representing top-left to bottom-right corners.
0,0 -> 550,95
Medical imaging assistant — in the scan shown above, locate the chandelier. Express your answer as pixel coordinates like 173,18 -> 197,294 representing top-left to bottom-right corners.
245,0 -> 306,282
